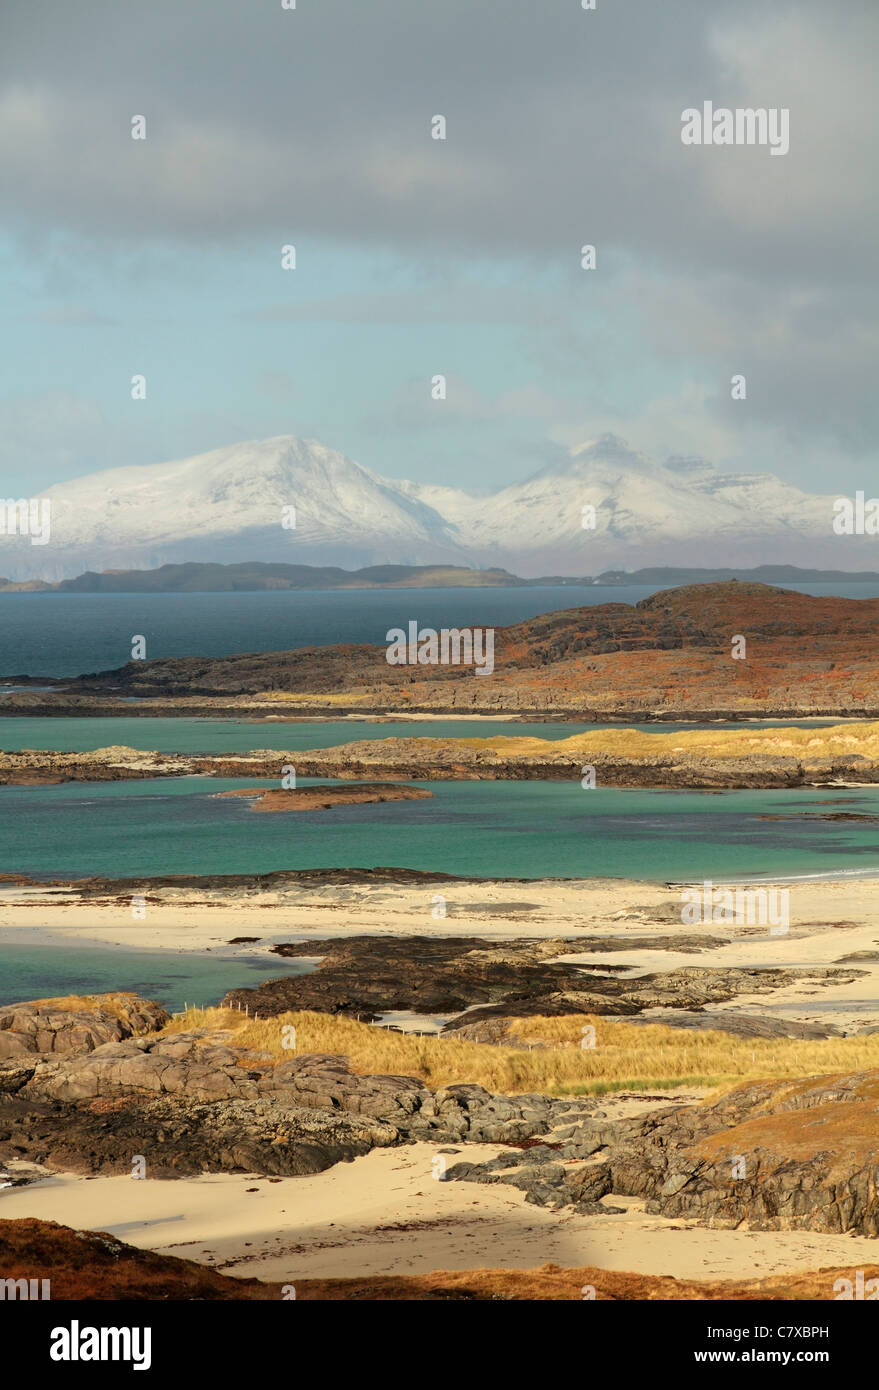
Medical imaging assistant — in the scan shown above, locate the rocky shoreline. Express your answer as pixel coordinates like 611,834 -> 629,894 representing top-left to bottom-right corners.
222,934 -> 861,1032
6,691 -> 879,721
445,1068 -> 879,1234
5,729 -> 879,788
3,993 -> 879,1239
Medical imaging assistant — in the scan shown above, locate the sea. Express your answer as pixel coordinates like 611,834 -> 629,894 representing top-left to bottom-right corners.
0,935 -> 315,1014
3,770 -> 878,884
3,762 -> 878,1006
2,581 -> 878,678
1,580 -> 878,1005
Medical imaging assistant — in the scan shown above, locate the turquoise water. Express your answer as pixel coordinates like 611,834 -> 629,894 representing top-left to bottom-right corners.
0,716 -> 625,751
2,776 -> 879,882
0,934 -> 315,1012
0,715 -> 851,754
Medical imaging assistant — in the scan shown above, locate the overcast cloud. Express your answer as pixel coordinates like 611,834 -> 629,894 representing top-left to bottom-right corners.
0,0 -> 875,491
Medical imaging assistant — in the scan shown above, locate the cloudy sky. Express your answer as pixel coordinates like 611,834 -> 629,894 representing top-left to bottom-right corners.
0,0 -> 875,495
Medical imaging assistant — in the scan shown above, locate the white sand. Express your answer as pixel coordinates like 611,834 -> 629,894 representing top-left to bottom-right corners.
3,876 -> 879,1287
2,1144 -> 875,1287
3,874 -> 879,1030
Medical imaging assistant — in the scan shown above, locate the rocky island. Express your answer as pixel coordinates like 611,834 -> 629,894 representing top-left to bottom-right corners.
5,718 -> 879,789
6,582 -> 879,720
212,783 -> 433,812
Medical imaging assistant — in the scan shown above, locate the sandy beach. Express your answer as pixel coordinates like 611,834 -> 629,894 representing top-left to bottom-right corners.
4,871 -> 879,1293
2,1138 -> 875,1288
3,874 -> 879,1031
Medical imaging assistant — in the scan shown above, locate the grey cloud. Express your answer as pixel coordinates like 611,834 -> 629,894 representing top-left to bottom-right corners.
241,286 -> 558,325
1,0 -> 876,480
1,0 -> 873,281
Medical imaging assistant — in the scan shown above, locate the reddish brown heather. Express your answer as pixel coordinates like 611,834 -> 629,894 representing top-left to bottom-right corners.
61,582 -> 879,714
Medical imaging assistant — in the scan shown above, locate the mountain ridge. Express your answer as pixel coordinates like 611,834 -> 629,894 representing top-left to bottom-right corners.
0,432 -> 863,580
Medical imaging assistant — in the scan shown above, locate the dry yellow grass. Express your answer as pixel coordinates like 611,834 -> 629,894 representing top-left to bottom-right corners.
453,719 -> 879,760
259,690 -> 374,705
160,1006 -> 879,1096
229,716 -> 879,759
12,992 -> 153,1024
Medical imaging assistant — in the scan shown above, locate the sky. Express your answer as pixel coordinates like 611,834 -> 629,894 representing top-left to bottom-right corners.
0,0 -> 876,497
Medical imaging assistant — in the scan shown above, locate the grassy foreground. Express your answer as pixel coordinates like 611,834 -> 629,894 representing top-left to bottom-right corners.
161,1006 -> 879,1095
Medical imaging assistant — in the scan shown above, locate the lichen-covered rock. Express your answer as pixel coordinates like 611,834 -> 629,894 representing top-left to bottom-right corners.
0,998 -> 170,1060
445,1069 -> 879,1236
0,1027 -> 591,1179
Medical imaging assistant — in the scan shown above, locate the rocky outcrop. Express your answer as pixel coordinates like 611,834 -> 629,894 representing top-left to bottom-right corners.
6,727 -> 879,788
0,998 -> 169,1060
446,1069 -> 879,1236
212,783 -> 433,811
229,935 -> 623,1020
52,866 -> 461,895
624,1010 -> 841,1040
0,1091 -> 396,1178
221,936 -> 860,1027
0,1028 -> 591,1178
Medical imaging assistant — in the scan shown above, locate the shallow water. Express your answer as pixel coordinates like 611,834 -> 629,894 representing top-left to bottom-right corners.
0,714 -> 854,754
0,932 -> 315,1013
2,776 -> 879,882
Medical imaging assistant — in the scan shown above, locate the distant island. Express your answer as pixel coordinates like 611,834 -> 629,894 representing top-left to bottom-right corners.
7,580 -> 879,722
2,560 -> 879,594
0,562 -> 558,593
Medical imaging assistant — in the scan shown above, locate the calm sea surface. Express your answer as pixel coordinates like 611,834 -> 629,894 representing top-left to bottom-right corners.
2,776 -> 878,883
2,582 -> 878,677
0,715 -> 850,753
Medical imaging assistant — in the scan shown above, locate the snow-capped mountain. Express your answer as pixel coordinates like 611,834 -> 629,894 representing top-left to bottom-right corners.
405,436 -> 842,574
0,432 -> 856,580
4,436 -> 471,580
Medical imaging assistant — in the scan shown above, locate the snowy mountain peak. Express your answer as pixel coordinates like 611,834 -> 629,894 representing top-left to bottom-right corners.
0,432 -> 858,581
570,433 -> 643,464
